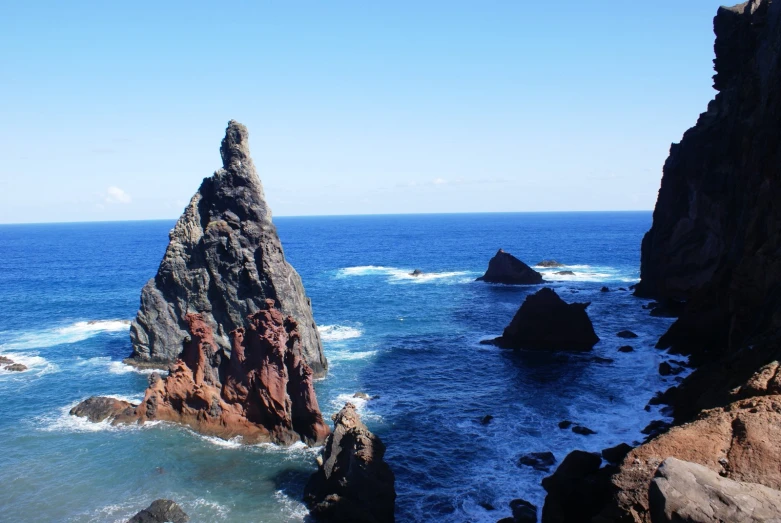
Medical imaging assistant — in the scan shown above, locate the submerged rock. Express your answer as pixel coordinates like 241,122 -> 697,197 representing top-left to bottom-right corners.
488,288 -> 599,351
536,260 -> 565,268
476,249 -> 544,285
305,403 -> 396,522
409,269 -> 423,277
127,499 -> 189,523
649,458 -> 781,523
518,451 -> 556,471
0,356 -> 13,365
127,121 -> 327,377
617,330 -> 638,339
618,346 -> 634,353
555,271 -> 575,276
4,363 -> 27,372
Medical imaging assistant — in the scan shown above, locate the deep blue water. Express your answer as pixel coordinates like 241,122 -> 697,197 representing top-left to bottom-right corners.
0,212 -> 678,522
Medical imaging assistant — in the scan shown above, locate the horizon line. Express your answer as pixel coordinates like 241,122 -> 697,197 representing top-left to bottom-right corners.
0,209 -> 654,226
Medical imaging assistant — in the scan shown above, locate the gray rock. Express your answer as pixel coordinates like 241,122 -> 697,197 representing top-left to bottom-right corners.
127,499 -> 189,523
477,249 -> 544,285
649,457 -> 781,523
4,363 -> 27,372
69,396 -> 138,424
0,356 -> 13,364
127,121 -> 327,377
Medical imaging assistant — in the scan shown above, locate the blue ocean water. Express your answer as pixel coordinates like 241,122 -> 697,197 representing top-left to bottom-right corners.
0,212 -> 678,522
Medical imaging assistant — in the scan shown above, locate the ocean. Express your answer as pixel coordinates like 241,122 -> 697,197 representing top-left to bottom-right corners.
0,212 -> 678,522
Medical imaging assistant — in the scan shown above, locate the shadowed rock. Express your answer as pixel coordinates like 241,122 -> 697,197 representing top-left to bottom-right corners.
127,120 -> 327,377
127,499 -> 189,523
69,396 -> 138,424
305,403 -> 396,522
487,288 -> 599,351
477,249 -> 543,285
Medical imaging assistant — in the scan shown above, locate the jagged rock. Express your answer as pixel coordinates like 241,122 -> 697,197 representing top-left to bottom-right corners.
518,451 -> 556,471
73,301 -> 329,446
537,260 -> 565,268
127,121 -> 327,377
476,249 -> 544,285
127,499 -> 189,523
69,396 -> 138,424
541,450 -> 613,523
487,288 -> 599,351
649,458 -> 781,523
602,443 -> 632,464
4,363 -> 27,372
305,403 -> 396,523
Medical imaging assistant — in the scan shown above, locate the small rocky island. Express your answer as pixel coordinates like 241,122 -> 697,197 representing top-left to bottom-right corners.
126,120 -> 327,378
476,249 -> 543,285
486,288 -> 599,351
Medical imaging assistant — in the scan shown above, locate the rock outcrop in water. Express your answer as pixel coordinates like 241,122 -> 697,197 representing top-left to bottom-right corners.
127,120 -> 327,377
305,403 -> 396,522
477,249 -> 543,285
487,288 -> 599,350
544,1 -> 781,521
73,300 -> 329,446
127,500 -> 189,523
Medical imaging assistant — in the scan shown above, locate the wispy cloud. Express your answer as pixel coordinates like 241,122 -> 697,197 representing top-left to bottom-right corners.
104,186 -> 132,204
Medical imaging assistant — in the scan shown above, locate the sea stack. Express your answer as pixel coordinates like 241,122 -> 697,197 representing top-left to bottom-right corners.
73,300 -> 330,446
305,403 -> 396,522
476,249 -> 543,285
488,288 -> 599,351
127,121 -> 327,377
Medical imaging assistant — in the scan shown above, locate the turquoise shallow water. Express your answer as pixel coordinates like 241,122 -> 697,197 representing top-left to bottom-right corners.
0,212 -> 678,522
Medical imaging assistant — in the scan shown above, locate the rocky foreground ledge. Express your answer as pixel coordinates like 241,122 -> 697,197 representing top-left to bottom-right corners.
72,299 -> 329,446
127,120 -> 327,378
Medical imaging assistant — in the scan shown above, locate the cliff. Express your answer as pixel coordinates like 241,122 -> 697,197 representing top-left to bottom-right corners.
127,121 -> 327,377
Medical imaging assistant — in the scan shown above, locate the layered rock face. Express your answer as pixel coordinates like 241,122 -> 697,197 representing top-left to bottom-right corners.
476,249 -> 543,285
488,288 -> 599,350
128,121 -> 327,377
73,300 -> 329,446
305,403 -> 396,523
635,0 -> 781,361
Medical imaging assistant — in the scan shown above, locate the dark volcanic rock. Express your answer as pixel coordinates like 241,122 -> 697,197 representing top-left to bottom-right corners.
127,499 -> 189,523
477,249 -> 544,285
489,288 -> 599,351
555,271 -> 575,276
518,451 -> 556,471
305,403 -> 396,522
600,286 -> 610,293
558,420 -> 573,429
618,345 -> 634,353
4,363 -> 27,372
541,450 -> 613,523
508,498 -> 537,523
537,260 -> 565,268
572,425 -> 596,436
70,396 -> 138,424
127,121 -> 327,377
409,269 -> 423,277
480,415 -> 494,425
617,330 -> 638,339
601,443 -> 633,464
649,458 -> 781,523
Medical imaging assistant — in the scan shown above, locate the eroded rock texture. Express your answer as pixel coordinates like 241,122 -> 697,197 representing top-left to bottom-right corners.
488,288 -> 599,351
127,499 -> 189,523
74,300 -> 329,446
127,120 -> 327,377
305,403 -> 396,522
476,249 -> 544,285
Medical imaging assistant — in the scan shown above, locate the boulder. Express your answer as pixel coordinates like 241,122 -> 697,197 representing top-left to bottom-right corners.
127,121 -> 327,377
555,271 -> 575,276
488,288 -> 599,351
649,458 -> 781,523
509,498 -> 537,523
541,450 -> 612,523
127,499 -> 189,523
572,425 -> 596,436
618,346 -> 634,353
536,260 -> 565,268
409,269 -> 423,277
617,330 -> 638,339
70,396 -> 138,424
600,287 -> 610,293
518,451 -> 556,471
477,249 -> 544,285
305,403 -> 396,522
0,356 -> 13,364
4,363 -> 27,372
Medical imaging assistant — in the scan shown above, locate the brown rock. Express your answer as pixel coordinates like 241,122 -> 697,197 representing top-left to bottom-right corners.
0,356 -> 13,364
69,396 -> 138,424
4,363 -> 27,372
305,403 -> 396,522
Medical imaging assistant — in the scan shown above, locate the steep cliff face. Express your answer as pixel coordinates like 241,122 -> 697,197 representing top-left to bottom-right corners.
127,121 -> 327,377
636,0 -> 781,361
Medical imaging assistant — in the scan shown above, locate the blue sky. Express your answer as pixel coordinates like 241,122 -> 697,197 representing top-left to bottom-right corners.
1,1 -> 727,223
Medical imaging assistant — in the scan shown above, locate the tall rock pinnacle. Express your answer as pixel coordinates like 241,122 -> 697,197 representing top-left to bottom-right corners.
127,120 -> 327,377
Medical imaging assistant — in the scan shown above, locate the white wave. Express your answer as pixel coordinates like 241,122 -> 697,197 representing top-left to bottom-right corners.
274,490 -> 309,520
191,498 -> 230,520
107,361 -> 158,375
255,440 -> 323,460
329,392 -> 383,422
318,324 -> 363,342
337,265 -> 471,284
195,433 -> 244,449
534,265 -> 639,283
1,319 -> 130,351
0,352 -> 58,377
327,349 -> 378,362
37,396 -> 148,433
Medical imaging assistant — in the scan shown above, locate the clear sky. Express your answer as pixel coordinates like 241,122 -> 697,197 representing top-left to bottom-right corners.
1,1 -> 729,223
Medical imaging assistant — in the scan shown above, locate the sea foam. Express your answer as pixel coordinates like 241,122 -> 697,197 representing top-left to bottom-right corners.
1,319 -> 130,351
318,324 -> 363,342
337,266 -> 472,284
